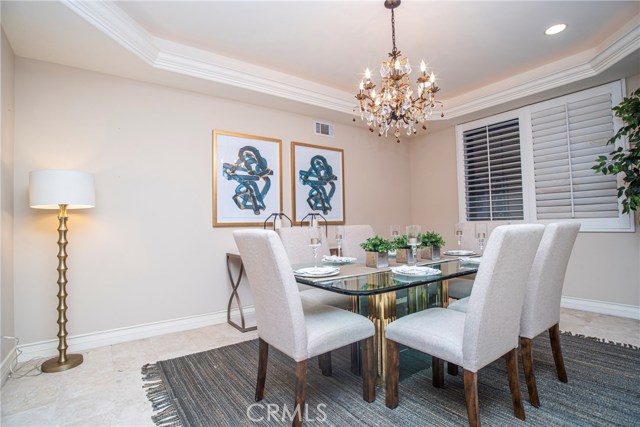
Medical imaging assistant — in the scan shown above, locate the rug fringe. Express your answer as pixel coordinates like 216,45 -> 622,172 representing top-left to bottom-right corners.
561,330 -> 639,350
142,363 -> 184,427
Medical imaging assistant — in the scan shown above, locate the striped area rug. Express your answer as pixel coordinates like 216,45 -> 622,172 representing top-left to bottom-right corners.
142,333 -> 640,426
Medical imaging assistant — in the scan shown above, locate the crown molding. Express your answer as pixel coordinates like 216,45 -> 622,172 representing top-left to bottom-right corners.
63,0 -> 640,120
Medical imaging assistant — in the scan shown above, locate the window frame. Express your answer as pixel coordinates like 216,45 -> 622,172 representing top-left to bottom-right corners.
455,80 -> 634,233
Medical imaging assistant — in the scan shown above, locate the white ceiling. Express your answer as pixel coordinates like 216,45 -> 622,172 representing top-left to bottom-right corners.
2,0 -> 640,129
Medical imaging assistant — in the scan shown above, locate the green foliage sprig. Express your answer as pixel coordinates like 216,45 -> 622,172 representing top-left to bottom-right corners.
593,88 -> 640,219
419,231 -> 445,248
360,236 -> 395,253
392,234 -> 410,249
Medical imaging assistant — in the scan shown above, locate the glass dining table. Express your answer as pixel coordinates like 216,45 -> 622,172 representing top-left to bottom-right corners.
294,257 -> 479,382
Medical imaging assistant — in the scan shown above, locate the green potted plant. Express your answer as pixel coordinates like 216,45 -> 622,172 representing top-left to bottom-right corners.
420,231 -> 446,260
360,236 -> 395,268
392,234 -> 416,265
593,87 -> 640,222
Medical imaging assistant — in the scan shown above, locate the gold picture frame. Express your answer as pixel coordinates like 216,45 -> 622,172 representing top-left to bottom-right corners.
213,130 -> 282,227
291,141 -> 345,225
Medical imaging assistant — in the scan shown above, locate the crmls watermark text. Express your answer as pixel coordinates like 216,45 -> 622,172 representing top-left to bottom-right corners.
246,403 -> 327,423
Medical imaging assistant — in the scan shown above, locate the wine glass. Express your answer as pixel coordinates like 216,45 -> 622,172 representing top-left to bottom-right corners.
309,226 -> 322,268
475,223 -> 487,252
454,223 -> 463,248
335,226 -> 344,258
406,225 -> 421,267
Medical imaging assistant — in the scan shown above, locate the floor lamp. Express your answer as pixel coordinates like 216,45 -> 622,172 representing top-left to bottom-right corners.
29,170 -> 95,373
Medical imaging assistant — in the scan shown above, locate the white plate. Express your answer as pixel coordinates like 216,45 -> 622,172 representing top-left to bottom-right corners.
460,257 -> 482,264
444,250 -> 476,256
294,267 -> 340,277
322,255 -> 357,264
390,266 -> 441,277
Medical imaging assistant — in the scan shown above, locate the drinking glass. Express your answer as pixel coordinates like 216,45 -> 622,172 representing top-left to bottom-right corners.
406,224 -> 421,267
309,226 -> 322,268
454,223 -> 463,247
390,224 -> 400,239
335,226 -> 344,258
475,223 -> 487,252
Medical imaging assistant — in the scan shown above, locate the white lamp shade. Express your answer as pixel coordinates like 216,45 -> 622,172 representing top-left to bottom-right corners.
29,170 -> 95,209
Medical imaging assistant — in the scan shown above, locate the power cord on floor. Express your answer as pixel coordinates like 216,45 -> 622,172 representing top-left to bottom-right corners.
1,336 -> 44,378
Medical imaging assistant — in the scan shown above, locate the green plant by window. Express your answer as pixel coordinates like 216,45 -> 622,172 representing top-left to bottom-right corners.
392,234 -> 410,249
360,236 -> 395,253
419,231 -> 445,248
593,87 -> 640,220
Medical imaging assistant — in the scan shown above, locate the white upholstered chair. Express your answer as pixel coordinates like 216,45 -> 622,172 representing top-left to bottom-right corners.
448,221 -> 511,300
384,224 -> 544,427
340,225 -> 375,263
233,230 -> 376,427
277,227 -> 351,310
448,222 -> 580,407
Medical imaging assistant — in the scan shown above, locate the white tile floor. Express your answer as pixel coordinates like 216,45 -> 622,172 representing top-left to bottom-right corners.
1,308 -> 638,427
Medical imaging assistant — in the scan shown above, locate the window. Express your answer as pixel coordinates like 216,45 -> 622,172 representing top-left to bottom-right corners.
456,80 -> 634,232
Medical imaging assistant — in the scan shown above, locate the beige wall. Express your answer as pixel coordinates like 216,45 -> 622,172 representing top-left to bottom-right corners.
13,58 -> 412,345
409,79 -> 640,307
1,29 -> 16,365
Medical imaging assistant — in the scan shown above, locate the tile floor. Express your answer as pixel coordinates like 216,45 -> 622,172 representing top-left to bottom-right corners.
1,308 -> 638,427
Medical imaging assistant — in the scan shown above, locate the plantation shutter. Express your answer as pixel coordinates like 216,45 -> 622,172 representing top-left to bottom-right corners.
531,93 -> 618,219
462,118 -> 524,221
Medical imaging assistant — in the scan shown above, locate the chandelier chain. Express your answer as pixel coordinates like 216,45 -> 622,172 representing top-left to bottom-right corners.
391,8 -> 397,56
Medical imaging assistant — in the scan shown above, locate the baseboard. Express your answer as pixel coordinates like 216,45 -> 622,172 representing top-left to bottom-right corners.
561,296 -> 640,320
1,343 -> 17,386
16,306 -> 255,363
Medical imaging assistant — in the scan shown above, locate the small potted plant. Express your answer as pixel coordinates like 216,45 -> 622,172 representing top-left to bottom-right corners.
360,236 -> 395,268
393,234 -> 416,265
420,231 -> 446,260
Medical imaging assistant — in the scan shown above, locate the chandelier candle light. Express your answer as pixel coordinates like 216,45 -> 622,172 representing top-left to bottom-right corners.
355,0 -> 443,143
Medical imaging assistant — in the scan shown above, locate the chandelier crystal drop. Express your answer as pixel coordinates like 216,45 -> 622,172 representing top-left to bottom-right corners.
354,0 -> 443,143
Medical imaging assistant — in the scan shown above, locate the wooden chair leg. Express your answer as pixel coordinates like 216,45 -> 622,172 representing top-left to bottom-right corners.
448,362 -> 459,376
385,339 -> 400,409
432,356 -> 444,388
506,348 -> 525,421
293,360 -> 307,427
318,352 -> 332,376
549,323 -> 568,383
463,369 -> 480,427
520,337 -> 540,407
255,338 -> 268,401
362,337 -> 376,403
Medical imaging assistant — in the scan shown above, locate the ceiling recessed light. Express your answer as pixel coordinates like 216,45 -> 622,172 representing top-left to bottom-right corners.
545,24 -> 567,36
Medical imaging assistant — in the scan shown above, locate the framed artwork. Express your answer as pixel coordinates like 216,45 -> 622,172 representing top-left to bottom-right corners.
213,130 -> 282,227
291,142 -> 345,225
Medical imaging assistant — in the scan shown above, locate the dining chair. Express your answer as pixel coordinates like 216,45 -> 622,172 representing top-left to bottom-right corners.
384,224 -> 544,427
277,227 -> 351,309
340,225 -> 375,263
233,229 -> 376,427
448,221 -> 511,300
448,222 -> 580,407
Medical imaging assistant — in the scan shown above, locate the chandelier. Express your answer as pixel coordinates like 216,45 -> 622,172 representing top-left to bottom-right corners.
355,0 -> 443,143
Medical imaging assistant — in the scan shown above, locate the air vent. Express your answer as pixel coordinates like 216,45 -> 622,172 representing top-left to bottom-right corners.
314,121 -> 335,138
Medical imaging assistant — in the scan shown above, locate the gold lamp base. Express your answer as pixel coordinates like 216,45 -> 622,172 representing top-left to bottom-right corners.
41,353 -> 83,373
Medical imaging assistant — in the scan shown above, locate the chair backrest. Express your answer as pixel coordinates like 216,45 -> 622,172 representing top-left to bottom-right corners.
277,227 -> 331,266
520,222 -> 580,339
340,225 -> 375,263
462,224 -> 544,372
233,229 -> 308,361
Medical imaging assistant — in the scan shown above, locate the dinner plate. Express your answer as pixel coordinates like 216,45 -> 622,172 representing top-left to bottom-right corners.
322,255 -> 357,265
443,250 -> 476,256
294,267 -> 340,277
390,266 -> 441,277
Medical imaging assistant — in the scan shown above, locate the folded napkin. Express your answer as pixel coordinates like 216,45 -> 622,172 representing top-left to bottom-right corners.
322,255 -> 357,263
391,266 -> 441,276
294,266 -> 339,276
460,257 -> 482,264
